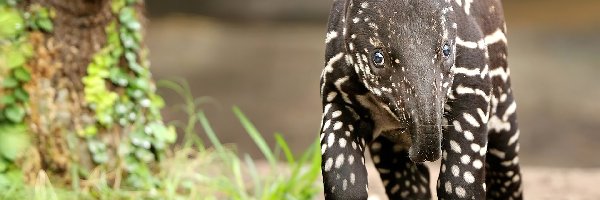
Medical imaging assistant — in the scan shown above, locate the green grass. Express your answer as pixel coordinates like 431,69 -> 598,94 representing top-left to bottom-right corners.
0,80 -> 322,200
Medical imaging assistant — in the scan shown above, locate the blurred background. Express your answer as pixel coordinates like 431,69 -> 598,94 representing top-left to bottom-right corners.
146,0 -> 600,169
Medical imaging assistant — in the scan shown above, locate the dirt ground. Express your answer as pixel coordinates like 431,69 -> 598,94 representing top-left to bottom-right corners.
362,162 -> 600,200
250,160 -> 600,200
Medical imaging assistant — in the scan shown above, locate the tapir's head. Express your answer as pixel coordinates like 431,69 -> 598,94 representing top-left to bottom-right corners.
343,0 -> 457,162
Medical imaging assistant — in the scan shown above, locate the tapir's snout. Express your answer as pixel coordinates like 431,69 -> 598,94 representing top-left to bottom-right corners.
408,123 -> 442,162
400,72 -> 444,162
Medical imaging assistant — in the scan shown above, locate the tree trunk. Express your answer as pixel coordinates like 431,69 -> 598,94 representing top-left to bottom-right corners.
0,0 -> 175,189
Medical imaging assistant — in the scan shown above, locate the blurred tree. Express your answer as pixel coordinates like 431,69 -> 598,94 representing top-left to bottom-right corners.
0,0 -> 175,189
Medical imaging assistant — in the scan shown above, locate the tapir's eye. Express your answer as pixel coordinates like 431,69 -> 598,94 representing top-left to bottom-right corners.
442,43 -> 451,57
373,50 -> 385,66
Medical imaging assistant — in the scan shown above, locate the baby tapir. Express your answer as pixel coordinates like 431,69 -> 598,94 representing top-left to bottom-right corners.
319,0 -> 523,199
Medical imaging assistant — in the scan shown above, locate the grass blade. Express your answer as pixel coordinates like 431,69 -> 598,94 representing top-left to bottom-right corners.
243,154 -> 262,198
197,111 -> 226,156
274,133 -> 295,165
231,154 -> 248,200
158,79 -> 205,149
232,106 -> 276,167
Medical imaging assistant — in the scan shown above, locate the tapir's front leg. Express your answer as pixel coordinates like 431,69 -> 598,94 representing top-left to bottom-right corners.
320,99 -> 372,200
437,42 -> 492,199
437,97 -> 487,199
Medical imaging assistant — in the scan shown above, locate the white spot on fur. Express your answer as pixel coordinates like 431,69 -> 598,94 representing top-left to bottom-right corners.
450,140 -> 462,153
489,148 -> 506,159
339,137 -> 347,148
463,113 -> 481,127
464,131 -> 474,141
327,92 -> 338,102
461,155 -> 471,164
453,120 -> 463,132
445,181 -> 453,193
332,110 -> 342,118
327,134 -> 335,147
335,154 -> 345,168
464,171 -> 475,183
471,143 -> 481,152
324,158 -> 333,171
473,159 -> 483,169
333,121 -> 343,130
325,31 -> 338,44
451,165 -> 460,177
508,130 -> 520,146
456,186 -> 466,197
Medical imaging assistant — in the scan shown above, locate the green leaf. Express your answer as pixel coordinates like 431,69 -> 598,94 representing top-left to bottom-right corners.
111,46 -> 124,59
80,125 -> 98,137
125,20 -> 141,31
0,159 -> 7,172
0,124 -> 29,161
106,22 -> 120,46
36,7 -> 50,18
13,67 -> 31,82
109,67 -> 129,86
0,174 -> 9,189
4,104 -> 25,123
0,95 -> 16,105
127,88 -> 144,99
132,31 -> 143,43
0,168 -> 24,190
132,78 -> 150,91
92,152 -> 109,164
134,148 -> 154,162
121,29 -> 139,50
87,139 -> 106,155
2,77 -> 19,88
36,18 -> 53,32
150,94 -> 165,109
111,0 -> 126,13
13,87 -> 29,102
124,51 -> 136,62
0,7 -> 24,39
118,7 -> 136,24
18,42 -> 34,58
152,123 -> 176,143
27,20 -> 39,30
5,50 -> 26,69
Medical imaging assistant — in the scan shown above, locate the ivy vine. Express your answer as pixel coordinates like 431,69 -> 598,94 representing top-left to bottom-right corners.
82,0 -> 176,189
0,0 -> 52,188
